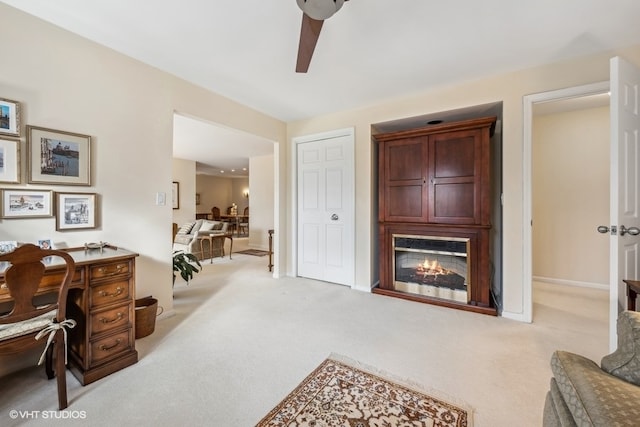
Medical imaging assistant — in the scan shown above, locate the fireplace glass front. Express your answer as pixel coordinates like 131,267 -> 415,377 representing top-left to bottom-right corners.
393,234 -> 470,303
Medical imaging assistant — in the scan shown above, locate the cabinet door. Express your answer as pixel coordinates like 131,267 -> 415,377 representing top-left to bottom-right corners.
428,128 -> 489,224
381,137 -> 428,222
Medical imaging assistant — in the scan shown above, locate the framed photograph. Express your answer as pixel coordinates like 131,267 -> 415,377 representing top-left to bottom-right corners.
38,239 -> 52,249
0,97 -> 21,138
0,241 -> 17,254
27,125 -> 91,186
56,192 -> 97,231
172,181 -> 179,209
0,138 -> 19,183
1,189 -> 53,218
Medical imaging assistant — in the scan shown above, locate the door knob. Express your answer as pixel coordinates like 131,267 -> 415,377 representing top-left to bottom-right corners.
620,225 -> 640,236
331,214 -> 339,221
597,225 -> 616,235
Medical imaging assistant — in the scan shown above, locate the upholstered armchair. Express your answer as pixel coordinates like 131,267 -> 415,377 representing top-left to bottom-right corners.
543,310 -> 640,425
172,219 -> 229,260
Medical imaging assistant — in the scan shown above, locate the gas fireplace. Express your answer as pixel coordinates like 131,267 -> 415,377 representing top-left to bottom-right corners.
393,234 -> 470,303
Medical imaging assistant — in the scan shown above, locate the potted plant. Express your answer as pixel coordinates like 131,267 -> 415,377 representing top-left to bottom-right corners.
173,250 -> 201,285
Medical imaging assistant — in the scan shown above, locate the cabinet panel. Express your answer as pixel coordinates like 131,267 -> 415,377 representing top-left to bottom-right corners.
429,129 -> 483,224
387,185 -> 424,218
381,138 -> 428,222
432,133 -> 475,178
433,183 -> 475,219
387,139 -> 425,181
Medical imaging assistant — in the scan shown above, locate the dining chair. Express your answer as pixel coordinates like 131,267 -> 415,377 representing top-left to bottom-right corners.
211,206 -> 221,220
239,207 -> 249,235
0,244 -> 77,409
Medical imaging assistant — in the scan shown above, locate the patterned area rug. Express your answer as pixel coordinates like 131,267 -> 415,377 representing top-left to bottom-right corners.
257,355 -> 470,427
236,249 -> 269,257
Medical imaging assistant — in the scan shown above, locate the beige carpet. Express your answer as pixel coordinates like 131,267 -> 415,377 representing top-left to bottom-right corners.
0,236 -> 609,426
257,354 -> 470,427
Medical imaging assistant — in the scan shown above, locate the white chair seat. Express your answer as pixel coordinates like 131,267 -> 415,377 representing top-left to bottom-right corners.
0,310 -> 56,341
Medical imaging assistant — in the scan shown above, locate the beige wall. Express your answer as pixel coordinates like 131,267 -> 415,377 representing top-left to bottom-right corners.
172,158 -> 196,226
195,174 -> 248,216
0,4 -> 286,376
286,45 -> 640,318
532,107 -> 609,286
249,154 -> 275,251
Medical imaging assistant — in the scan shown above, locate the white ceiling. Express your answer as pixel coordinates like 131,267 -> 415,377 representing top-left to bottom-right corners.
2,0 -> 638,175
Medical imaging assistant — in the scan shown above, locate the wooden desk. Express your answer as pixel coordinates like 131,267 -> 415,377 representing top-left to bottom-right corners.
0,246 -> 139,385
624,279 -> 640,311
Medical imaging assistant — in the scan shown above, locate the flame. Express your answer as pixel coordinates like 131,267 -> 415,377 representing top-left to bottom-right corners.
416,259 -> 449,276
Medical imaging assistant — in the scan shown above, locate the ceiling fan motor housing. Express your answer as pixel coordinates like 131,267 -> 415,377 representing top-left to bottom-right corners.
297,0 -> 345,20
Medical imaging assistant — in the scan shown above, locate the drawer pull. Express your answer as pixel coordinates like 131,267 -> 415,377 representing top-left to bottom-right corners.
99,339 -> 122,352
99,312 -> 124,324
98,287 -> 124,298
97,264 -> 127,276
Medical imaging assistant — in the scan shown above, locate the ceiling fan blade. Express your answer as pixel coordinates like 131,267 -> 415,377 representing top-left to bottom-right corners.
296,14 -> 324,73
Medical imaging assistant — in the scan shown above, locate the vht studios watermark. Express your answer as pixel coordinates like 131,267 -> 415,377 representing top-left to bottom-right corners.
9,410 -> 87,420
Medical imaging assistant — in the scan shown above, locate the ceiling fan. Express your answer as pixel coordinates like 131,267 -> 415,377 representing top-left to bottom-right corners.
295,0 -> 349,73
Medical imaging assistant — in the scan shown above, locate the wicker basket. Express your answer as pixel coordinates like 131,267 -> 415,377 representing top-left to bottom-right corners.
135,297 -> 161,339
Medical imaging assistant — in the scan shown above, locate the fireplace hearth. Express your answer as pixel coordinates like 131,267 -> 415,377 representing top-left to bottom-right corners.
393,234 -> 470,303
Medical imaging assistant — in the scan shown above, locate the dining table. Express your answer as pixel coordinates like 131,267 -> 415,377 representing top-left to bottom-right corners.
219,214 -> 249,236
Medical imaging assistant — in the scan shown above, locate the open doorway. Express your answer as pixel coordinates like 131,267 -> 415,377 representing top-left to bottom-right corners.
523,82 -> 610,324
172,113 -> 278,272
531,94 -> 610,326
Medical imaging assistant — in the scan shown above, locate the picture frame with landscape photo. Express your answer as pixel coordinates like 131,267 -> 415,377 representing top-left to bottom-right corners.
56,192 -> 97,231
1,189 -> 53,218
0,138 -> 20,183
27,125 -> 91,186
0,97 -> 21,138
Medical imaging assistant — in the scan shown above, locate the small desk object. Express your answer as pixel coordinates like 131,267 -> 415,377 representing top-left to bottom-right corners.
0,245 -> 139,385
624,279 -> 640,311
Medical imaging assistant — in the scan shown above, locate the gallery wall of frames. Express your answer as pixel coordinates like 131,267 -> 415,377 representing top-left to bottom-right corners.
0,97 -> 98,252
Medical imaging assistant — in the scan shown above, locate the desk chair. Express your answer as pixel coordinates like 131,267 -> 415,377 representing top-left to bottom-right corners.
0,244 -> 77,409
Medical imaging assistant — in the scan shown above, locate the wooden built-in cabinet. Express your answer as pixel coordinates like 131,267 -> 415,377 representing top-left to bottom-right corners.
375,116 -> 497,314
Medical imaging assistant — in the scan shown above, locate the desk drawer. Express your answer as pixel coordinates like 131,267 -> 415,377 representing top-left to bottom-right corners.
89,329 -> 133,367
90,280 -> 131,308
90,302 -> 132,335
90,261 -> 131,281
0,268 -> 83,300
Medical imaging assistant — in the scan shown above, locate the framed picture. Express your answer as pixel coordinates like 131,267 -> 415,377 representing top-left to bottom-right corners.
38,239 -> 53,249
0,241 -> 17,254
0,97 -> 21,138
1,189 -> 53,218
55,192 -> 97,231
0,138 -> 19,183
27,125 -> 91,186
172,181 -> 179,209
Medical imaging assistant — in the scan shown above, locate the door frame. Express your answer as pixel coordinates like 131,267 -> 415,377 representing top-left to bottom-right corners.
520,81 -> 610,323
290,127 -> 356,286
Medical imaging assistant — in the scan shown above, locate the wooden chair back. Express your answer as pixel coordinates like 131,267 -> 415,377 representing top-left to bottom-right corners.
0,244 -> 76,409
211,206 -> 221,220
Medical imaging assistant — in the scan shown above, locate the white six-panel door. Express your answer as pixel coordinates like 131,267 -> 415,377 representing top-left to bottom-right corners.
609,56 -> 640,350
296,130 -> 354,287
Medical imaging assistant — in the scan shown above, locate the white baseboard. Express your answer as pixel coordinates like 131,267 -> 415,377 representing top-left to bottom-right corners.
533,275 -> 608,291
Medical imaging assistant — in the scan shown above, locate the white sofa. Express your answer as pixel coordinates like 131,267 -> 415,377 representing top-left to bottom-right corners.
172,219 -> 229,260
